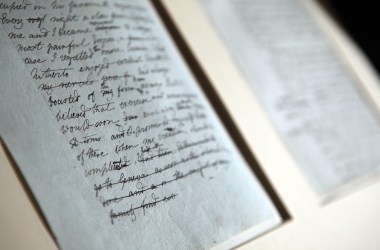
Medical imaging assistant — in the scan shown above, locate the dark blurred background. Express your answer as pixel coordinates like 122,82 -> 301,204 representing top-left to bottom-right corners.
320,0 -> 380,74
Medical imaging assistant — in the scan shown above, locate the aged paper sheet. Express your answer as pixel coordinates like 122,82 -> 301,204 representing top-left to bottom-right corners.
201,0 -> 380,196
0,0 -> 280,249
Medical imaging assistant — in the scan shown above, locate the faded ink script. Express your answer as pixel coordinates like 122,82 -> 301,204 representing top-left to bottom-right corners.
202,0 -> 380,195
2,0 -> 230,223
